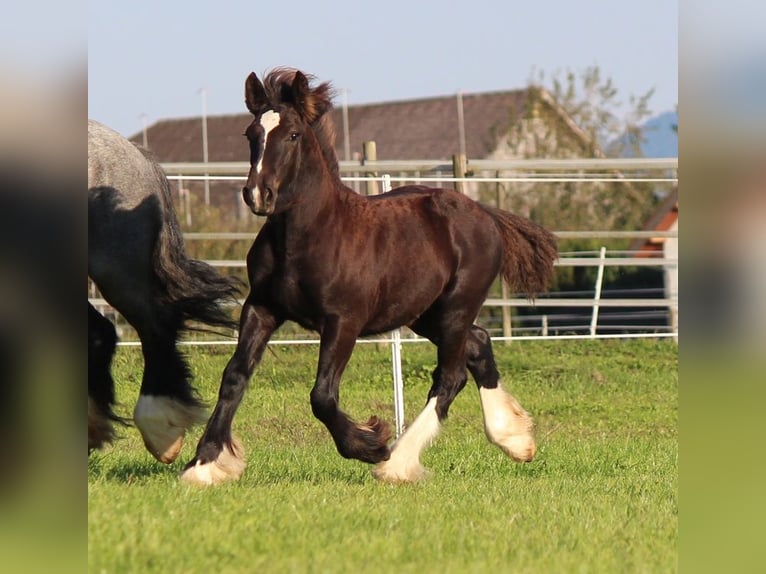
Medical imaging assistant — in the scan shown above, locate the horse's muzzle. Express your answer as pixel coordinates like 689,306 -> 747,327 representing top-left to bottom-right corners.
242,185 -> 273,216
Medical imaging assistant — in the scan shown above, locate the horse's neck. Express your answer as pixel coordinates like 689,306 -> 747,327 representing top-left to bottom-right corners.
278,178 -> 357,247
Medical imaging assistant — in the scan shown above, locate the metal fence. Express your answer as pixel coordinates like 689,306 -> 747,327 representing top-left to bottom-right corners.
89,157 -> 678,345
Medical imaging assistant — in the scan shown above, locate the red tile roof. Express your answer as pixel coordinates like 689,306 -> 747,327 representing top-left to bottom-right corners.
630,187 -> 679,255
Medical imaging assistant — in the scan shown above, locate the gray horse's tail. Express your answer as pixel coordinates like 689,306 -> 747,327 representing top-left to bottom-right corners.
147,154 -> 241,331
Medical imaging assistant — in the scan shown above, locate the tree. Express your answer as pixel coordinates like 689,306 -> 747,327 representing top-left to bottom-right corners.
537,65 -> 655,157
482,66 -> 662,296
496,67 -> 658,225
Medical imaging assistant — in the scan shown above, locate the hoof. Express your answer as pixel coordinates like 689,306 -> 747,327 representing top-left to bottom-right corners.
372,457 -> 429,484
372,396 -> 440,482
134,395 -> 206,464
497,432 -> 537,462
180,440 -> 245,486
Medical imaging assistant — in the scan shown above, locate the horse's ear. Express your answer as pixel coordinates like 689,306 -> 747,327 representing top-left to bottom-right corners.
291,71 -> 310,101
290,71 -> 313,119
245,72 -> 267,115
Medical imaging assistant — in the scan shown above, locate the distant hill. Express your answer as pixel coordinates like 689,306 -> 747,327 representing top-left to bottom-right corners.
607,110 -> 678,158
640,110 -> 678,157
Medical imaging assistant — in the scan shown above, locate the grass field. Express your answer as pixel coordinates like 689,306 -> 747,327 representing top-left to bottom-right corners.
88,338 -> 677,573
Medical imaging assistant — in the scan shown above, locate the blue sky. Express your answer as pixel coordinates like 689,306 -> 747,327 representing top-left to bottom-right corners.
87,0 -> 678,137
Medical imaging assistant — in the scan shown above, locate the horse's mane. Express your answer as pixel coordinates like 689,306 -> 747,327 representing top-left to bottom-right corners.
262,67 -> 339,176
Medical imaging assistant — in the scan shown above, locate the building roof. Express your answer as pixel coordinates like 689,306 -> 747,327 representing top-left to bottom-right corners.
630,186 -> 679,255
131,89 -> 532,163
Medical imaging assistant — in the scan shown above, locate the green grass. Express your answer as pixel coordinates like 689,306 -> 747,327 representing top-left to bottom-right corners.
89,339 -> 677,573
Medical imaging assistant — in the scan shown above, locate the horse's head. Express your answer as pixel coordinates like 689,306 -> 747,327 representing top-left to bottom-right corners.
241,69 -> 335,216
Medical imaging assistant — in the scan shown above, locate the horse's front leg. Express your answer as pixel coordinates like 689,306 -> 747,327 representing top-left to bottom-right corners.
180,300 -> 282,485
310,316 -> 392,464
88,302 -> 122,453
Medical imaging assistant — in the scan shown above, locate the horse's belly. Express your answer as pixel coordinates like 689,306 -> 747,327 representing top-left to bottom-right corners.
362,283 -> 442,335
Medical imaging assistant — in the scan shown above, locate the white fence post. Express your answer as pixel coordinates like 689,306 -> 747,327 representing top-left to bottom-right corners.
590,246 -> 607,337
390,328 -> 405,437
380,174 -> 406,436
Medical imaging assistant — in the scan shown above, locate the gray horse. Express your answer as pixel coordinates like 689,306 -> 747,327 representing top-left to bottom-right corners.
88,119 -> 239,463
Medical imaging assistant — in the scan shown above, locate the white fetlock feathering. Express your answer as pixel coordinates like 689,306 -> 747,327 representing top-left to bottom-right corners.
133,395 -> 207,464
479,384 -> 536,462
179,439 -> 246,486
372,397 -> 440,483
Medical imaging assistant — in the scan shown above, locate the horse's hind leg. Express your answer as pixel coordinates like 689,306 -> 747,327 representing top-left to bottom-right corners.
466,325 -> 535,462
88,302 -> 121,452
373,314 -> 470,483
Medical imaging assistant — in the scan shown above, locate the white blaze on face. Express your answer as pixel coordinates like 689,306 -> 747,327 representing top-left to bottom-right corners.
256,110 -> 281,174
252,109 -> 281,211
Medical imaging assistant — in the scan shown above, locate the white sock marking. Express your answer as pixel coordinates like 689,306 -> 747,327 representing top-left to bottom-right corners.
373,397 -> 440,483
133,395 -> 206,464
179,439 -> 246,486
479,385 -> 536,462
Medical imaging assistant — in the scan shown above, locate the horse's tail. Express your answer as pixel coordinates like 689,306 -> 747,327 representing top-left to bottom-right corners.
484,206 -> 558,298
147,154 -> 241,330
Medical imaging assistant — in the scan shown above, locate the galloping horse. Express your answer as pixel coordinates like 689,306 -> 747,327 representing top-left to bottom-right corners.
88,120 -> 240,463
182,69 -> 557,485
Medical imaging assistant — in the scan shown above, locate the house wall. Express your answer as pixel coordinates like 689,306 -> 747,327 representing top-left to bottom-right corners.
664,218 -> 679,333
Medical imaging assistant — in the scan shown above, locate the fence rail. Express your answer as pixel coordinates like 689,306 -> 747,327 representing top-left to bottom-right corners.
161,157 -> 678,176
90,157 -> 678,344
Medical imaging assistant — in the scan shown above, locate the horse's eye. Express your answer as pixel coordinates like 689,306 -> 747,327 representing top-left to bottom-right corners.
288,132 -> 300,142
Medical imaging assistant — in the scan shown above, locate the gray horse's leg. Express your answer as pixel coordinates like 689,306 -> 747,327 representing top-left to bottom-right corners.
88,302 -> 122,452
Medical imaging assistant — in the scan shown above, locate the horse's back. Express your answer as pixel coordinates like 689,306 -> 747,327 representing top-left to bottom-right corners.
365,185 -> 505,258
384,186 -> 556,297
88,120 -> 164,312
372,185 -> 494,222
88,119 -> 162,251
88,119 -> 158,209
307,185 -> 506,333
